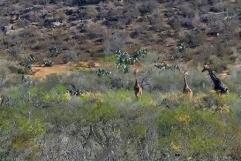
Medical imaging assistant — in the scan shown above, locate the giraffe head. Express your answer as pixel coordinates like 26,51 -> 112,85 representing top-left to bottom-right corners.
202,64 -> 211,72
184,71 -> 189,76
133,63 -> 142,76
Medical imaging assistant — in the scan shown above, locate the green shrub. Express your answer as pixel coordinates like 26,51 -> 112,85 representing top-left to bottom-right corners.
156,104 -> 241,158
0,108 -> 46,150
129,123 -> 148,140
83,104 -> 119,124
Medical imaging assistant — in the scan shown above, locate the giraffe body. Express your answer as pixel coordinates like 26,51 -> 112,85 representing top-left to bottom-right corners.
183,72 -> 193,98
134,79 -> 142,99
202,65 -> 229,94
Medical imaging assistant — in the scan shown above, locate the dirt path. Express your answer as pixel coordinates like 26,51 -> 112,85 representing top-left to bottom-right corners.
30,61 -> 102,80
31,64 -> 71,80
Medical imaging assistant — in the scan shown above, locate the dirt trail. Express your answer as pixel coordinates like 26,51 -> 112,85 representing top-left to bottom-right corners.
31,64 -> 71,80
30,61 -> 102,80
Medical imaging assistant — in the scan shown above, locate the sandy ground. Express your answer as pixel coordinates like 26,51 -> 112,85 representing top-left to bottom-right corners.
30,60 -> 241,80
31,64 -> 71,80
30,61 -> 102,80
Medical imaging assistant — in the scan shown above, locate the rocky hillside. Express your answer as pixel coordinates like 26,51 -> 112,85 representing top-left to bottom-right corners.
1,1 -> 241,161
0,0 -> 241,69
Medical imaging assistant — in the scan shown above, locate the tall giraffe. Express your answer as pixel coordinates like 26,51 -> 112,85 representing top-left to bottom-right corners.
133,63 -> 143,99
183,71 -> 193,98
202,65 -> 229,94
134,79 -> 143,99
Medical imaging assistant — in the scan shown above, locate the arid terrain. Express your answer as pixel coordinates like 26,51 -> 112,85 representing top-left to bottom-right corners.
1,0 -> 241,161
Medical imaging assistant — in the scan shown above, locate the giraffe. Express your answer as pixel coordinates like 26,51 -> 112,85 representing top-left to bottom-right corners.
183,71 -> 193,98
133,63 -> 143,99
134,79 -> 143,99
202,65 -> 229,94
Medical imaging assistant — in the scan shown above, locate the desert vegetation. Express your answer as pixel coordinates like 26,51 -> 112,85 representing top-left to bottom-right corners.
0,0 -> 241,161
1,49 -> 241,161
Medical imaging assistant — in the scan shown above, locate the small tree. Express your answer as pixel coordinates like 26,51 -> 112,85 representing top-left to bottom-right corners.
115,49 -> 147,73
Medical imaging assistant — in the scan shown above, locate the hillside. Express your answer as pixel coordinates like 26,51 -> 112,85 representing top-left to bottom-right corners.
1,0 -> 241,67
1,0 -> 241,161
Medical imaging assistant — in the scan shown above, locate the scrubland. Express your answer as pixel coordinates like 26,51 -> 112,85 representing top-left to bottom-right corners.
1,0 -> 241,160
1,53 -> 241,161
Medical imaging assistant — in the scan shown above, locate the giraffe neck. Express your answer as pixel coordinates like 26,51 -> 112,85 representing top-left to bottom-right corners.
184,75 -> 189,88
135,80 -> 139,87
208,70 -> 219,84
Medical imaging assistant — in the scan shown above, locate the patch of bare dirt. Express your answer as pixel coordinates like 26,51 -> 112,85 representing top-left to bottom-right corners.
30,61 -> 103,80
31,64 -> 71,80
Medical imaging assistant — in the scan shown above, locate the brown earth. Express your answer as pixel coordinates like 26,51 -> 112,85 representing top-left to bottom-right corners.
31,64 -> 71,80
31,61 -> 102,79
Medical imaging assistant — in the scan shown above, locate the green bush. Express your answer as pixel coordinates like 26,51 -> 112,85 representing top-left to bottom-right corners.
156,104 -> 241,159
0,108 -> 46,150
